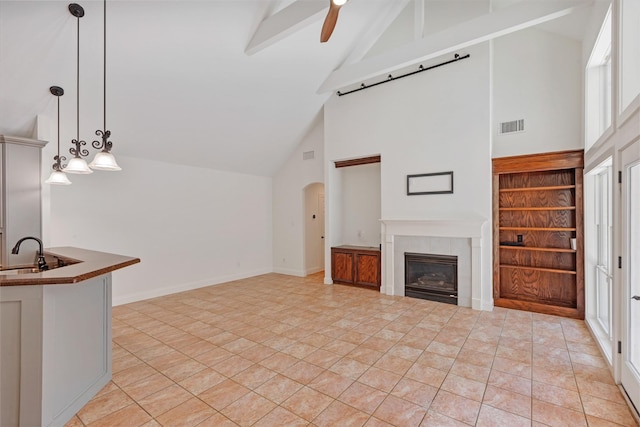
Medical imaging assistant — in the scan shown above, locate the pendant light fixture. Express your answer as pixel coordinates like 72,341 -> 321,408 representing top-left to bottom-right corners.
45,86 -> 72,186
65,3 -> 93,175
89,0 -> 121,171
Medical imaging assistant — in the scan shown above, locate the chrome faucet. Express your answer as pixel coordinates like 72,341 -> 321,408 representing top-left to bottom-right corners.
11,237 -> 49,271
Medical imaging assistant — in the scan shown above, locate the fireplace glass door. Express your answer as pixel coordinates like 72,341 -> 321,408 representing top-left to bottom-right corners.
405,253 -> 458,305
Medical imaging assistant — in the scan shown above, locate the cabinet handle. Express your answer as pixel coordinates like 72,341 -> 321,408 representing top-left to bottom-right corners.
632,296 -> 640,301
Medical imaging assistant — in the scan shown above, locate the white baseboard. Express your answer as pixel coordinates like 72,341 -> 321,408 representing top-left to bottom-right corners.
457,296 -> 472,308
482,298 -> 494,311
272,267 -> 306,277
472,297 -> 494,311
112,268 -> 271,306
304,266 -> 323,275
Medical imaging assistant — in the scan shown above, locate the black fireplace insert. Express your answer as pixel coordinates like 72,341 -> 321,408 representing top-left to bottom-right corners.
405,252 -> 458,305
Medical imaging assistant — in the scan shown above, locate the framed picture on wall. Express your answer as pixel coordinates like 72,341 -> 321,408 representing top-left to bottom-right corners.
407,171 -> 454,195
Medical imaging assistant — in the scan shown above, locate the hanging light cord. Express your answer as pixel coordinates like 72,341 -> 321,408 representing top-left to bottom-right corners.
76,13 -> 80,142
57,95 -> 61,156
92,0 -> 112,154
103,0 -> 106,131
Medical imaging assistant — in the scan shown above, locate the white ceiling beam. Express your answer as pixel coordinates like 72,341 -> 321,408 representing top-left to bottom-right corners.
318,0 -> 588,93
414,0 -> 425,40
246,0 -> 327,56
341,0 -> 412,66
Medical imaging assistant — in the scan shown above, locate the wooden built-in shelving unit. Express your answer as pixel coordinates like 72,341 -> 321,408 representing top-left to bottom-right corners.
493,150 -> 584,319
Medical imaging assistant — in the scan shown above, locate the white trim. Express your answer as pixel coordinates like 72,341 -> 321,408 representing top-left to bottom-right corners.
273,267 -> 306,277
304,266 -> 324,276
380,217 -> 488,310
618,95 -> 640,129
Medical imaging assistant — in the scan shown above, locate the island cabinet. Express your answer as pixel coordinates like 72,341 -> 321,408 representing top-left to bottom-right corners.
493,150 -> 584,319
331,246 -> 381,290
0,247 -> 140,427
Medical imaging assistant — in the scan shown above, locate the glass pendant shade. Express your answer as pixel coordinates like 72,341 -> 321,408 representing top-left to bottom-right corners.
65,156 -> 93,174
89,151 -> 122,171
45,170 -> 72,185
89,151 -> 121,171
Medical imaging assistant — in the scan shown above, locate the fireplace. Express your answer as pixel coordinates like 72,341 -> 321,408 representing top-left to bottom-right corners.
405,252 -> 458,305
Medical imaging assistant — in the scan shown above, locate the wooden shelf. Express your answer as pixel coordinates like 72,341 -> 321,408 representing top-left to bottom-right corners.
499,185 -> 575,192
500,207 -> 576,211
493,149 -> 584,319
499,246 -> 576,253
500,227 -> 576,231
499,264 -> 577,275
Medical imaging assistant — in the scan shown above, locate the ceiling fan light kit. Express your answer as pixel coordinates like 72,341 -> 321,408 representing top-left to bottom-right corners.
336,53 -> 470,97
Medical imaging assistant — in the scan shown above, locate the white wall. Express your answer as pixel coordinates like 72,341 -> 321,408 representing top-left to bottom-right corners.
492,28 -> 582,158
619,0 -> 640,113
324,43 -> 492,305
340,163 -> 381,247
326,43 -> 491,220
47,156 -> 272,305
272,115 -> 324,276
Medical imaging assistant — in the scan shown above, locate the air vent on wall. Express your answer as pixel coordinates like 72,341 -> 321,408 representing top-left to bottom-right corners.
303,150 -> 315,160
499,119 -> 525,135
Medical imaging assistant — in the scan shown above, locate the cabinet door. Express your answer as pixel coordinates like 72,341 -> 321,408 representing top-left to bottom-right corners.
332,251 -> 354,283
355,252 -> 380,288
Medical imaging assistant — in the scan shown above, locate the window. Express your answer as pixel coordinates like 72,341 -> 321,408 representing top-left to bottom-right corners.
585,6 -> 612,149
585,156 -> 614,357
594,162 -> 613,336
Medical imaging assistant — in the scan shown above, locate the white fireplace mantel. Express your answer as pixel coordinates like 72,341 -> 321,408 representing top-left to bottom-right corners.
380,217 -> 490,311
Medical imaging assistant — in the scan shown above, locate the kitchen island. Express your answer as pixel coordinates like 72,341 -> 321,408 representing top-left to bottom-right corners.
0,247 -> 139,427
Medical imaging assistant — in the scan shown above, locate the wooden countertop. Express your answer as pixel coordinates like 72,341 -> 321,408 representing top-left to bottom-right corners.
0,247 -> 140,287
331,245 -> 381,252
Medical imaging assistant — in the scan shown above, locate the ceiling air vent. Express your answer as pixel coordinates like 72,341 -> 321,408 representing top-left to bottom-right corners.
499,119 -> 525,135
303,150 -> 315,160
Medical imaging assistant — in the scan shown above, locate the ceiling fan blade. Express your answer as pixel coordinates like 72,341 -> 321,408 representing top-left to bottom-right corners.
320,1 -> 341,43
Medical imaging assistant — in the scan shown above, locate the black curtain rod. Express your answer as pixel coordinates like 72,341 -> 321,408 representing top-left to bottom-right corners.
337,53 -> 470,97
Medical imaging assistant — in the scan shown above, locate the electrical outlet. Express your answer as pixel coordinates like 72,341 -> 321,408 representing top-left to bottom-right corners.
517,234 -> 523,243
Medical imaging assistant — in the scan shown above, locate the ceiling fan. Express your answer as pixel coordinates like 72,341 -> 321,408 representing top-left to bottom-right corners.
320,0 -> 349,43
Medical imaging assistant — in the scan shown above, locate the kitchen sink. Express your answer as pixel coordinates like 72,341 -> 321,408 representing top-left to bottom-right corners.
0,266 -> 42,275
0,257 -> 79,275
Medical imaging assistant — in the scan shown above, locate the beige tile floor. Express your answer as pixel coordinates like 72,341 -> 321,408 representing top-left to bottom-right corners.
65,272 -> 639,427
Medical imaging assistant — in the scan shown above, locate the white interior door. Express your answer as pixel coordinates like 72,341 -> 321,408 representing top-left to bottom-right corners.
318,192 -> 325,268
621,139 -> 640,411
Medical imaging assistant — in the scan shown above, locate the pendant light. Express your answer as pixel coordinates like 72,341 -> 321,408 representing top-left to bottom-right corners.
45,86 -> 72,186
65,3 -> 93,174
89,0 -> 121,171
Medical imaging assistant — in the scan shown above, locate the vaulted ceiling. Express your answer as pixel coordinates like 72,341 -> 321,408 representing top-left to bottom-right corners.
0,0 -> 594,176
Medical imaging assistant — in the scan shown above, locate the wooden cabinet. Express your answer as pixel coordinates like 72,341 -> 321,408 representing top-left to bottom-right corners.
493,150 -> 584,319
331,246 -> 381,290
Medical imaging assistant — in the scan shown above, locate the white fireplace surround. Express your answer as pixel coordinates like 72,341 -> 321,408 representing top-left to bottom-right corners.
380,218 -> 490,311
